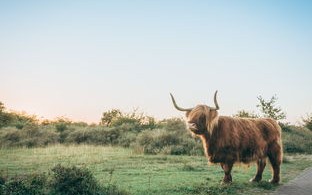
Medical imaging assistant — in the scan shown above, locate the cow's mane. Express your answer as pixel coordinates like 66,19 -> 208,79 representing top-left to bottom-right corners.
188,105 -> 219,135
205,107 -> 219,135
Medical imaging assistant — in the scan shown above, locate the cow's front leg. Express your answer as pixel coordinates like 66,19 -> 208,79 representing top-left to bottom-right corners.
220,162 -> 233,183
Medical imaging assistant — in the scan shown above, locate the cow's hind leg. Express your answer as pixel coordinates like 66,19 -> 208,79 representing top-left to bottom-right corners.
250,158 -> 266,182
268,143 -> 282,184
220,163 -> 233,184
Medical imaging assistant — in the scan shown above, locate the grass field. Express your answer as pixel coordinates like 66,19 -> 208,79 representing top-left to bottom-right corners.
1,145 -> 311,195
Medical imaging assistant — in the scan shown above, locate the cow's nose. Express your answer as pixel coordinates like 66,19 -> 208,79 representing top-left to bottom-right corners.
188,123 -> 197,131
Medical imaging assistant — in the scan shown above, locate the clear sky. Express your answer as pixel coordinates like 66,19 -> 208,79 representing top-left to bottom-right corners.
1,0 -> 311,124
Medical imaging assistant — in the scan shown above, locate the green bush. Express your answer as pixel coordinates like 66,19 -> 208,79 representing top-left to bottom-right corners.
1,173 -> 47,195
55,123 -> 67,132
53,117 -> 72,133
134,118 -> 203,155
102,184 -> 130,195
158,118 -> 186,131
65,127 -> 122,145
171,137 -> 203,156
0,165 -> 129,195
233,110 -> 259,118
65,128 -> 92,144
282,125 -> 312,154
50,164 -> 129,195
0,127 -> 59,148
302,113 -> 312,131
101,109 -> 157,131
50,164 -> 99,195
135,129 -> 202,155
117,131 -> 137,147
0,102 -> 13,128
11,112 -> 39,130
1,102 -> 312,156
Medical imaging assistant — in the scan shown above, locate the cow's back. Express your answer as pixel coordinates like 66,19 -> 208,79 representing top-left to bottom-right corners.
208,116 -> 279,163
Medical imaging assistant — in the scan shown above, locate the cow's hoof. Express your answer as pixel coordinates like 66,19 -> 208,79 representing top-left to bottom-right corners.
250,177 -> 262,182
221,179 -> 232,185
269,179 -> 280,184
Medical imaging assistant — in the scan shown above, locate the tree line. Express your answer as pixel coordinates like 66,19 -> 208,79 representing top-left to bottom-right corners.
0,95 -> 311,154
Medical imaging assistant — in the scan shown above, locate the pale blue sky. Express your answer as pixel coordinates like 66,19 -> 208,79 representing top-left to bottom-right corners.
0,0 -> 311,123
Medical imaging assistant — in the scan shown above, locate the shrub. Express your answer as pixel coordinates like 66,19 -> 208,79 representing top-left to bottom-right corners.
59,129 -> 72,143
53,117 -> 72,133
65,127 -> 122,145
281,125 -> 312,154
101,109 -> 122,127
135,129 -> 202,155
0,102 -> 39,129
117,131 -> 137,147
10,112 -> 39,130
0,165 -> 129,195
0,112 -> 13,128
302,113 -> 312,131
135,129 -> 173,154
50,164 -> 99,195
102,184 -> 130,195
171,137 -> 203,156
0,102 -> 13,128
1,173 -> 47,195
0,127 -> 59,148
1,128 -> 21,143
65,128 -> 92,144
101,109 -> 157,131
55,123 -> 67,132
158,118 -> 186,131
233,110 -> 259,118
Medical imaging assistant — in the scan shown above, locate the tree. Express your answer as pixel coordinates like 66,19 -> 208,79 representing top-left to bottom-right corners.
101,109 -> 122,126
11,111 -> 39,129
0,101 -> 5,112
302,113 -> 312,131
256,95 -> 286,121
0,102 -> 13,128
53,117 -> 72,132
233,110 -> 259,118
101,109 -> 157,130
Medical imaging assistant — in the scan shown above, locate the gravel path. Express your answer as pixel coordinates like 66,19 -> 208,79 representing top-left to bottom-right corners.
272,167 -> 312,195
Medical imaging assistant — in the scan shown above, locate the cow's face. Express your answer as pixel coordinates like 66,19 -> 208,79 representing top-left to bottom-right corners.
170,91 -> 219,135
185,106 -> 209,134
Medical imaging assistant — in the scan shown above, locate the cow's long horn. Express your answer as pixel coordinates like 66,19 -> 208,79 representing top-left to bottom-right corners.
210,90 -> 220,110
170,93 -> 193,112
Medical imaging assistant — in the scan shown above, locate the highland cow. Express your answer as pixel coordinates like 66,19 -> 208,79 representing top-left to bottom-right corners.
170,91 -> 283,184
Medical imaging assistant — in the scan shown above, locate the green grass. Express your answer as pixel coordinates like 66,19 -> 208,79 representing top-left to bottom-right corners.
1,145 -> 311,195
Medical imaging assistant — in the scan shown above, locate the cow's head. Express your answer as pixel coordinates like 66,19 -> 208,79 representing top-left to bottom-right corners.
170,91 -> 219,135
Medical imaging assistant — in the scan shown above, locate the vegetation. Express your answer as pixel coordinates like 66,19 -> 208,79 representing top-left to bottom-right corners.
0,145 -> 311,195
1,101 -> 312,155
0,163 -> 128,195
233,110 -> 259,118
101,108 -> 156,131
280,124 -> 312,153
1,173 -> 47,195
1,97 -> 312,194
302,113 -> 312,131
256,95 -> 286,121
101,109 -> 122,127
0,102 -> 13,128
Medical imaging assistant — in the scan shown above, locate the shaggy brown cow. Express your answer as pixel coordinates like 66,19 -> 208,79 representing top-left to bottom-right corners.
170,91 -> 283,184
